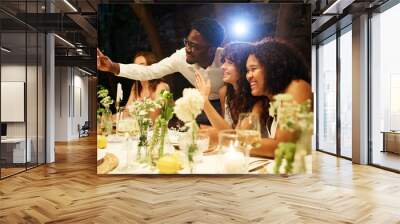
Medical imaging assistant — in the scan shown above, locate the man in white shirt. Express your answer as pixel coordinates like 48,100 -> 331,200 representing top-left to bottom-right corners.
97,18 -> 225,125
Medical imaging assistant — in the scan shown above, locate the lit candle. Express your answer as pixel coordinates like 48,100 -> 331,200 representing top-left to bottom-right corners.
223,145 -> 246,173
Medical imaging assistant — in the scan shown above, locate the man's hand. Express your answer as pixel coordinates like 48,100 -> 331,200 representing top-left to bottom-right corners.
97,48 -> 119,74
195,70 -> 211,101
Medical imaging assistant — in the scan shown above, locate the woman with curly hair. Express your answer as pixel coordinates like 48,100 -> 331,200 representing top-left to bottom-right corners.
195,42 -> 267,132
246,38 -> 312,158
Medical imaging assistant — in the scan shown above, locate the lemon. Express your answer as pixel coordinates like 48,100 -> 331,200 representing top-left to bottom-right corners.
157,155 -> 181,174
97,135 -> 108,149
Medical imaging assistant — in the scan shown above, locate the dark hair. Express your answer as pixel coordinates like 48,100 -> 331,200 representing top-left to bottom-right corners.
221,42 -> 267,133
133,51 -> 163,96
191,18 -> 225,47
251,38 -> 310,96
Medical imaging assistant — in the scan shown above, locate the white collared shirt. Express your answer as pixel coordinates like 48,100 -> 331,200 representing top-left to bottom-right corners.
118,47 -> 225,100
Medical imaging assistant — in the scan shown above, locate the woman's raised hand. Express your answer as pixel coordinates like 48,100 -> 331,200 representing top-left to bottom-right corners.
195,70 -> 211,101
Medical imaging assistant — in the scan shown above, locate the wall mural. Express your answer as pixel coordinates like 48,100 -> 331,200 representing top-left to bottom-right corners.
96,3 -> 313,175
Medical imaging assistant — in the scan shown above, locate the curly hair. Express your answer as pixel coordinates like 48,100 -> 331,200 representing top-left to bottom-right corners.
250,38 -> 310,96
132,51 -> 163,97
221,42 -> 267,131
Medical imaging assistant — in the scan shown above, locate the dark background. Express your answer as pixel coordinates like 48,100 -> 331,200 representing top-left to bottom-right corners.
97,3 -> 311,112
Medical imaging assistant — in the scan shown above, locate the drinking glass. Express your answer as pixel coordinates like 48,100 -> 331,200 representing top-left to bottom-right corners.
116,107 -> 131,136
236,113 -> 262,154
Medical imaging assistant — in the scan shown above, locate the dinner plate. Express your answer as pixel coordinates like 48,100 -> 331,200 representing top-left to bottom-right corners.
107,134 -> 126,143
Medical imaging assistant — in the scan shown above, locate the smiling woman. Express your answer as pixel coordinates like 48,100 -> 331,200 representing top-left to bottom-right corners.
246,38 -> 312,158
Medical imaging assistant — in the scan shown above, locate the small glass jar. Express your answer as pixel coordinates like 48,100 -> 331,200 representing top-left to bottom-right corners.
102,107 -> 113,136
217,129 -> 249,174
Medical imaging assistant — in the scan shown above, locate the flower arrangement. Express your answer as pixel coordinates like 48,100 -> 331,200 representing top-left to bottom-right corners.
128,98 -> 159,163
174,88 -> 204,123
269,94 -> 313,174
174,88 -> 204,169
97,86 -> 114,108
148,90 -> 174,161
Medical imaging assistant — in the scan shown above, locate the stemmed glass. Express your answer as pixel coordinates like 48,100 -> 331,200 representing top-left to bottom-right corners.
236,113 -> 262,156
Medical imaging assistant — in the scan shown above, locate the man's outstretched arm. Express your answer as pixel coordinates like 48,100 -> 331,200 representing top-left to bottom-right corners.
97,48 -> 180,81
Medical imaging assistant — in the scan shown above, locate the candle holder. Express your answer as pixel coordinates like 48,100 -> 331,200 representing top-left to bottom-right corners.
217,130 -> 249,174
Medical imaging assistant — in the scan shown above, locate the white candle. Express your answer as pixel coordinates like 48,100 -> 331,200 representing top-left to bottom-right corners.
116,83 -> 123,105
223,146 -> 246,173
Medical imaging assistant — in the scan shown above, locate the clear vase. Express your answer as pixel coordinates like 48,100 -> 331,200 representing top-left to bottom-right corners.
186,120 -> 199,173
137,134 -> 147,163
97,115 -> 103,135
102,107 -> 113,136
294,130 -> 312,173
157,122 -> 169,159
136,118 -> 150,164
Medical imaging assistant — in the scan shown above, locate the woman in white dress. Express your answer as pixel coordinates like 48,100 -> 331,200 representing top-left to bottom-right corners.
125,52 -> 169,122
246,38 -> 312,158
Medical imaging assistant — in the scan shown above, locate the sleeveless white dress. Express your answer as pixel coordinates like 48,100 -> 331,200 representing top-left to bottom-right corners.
224,97 -> 234,128
267,118 -> 278,139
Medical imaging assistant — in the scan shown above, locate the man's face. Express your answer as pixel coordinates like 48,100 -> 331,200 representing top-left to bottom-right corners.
184,29 -> 212,64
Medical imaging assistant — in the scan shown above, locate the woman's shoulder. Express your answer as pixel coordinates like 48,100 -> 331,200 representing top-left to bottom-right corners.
219,85 -> 227,95
251,100 -> 265,114
286,79 -> 312,103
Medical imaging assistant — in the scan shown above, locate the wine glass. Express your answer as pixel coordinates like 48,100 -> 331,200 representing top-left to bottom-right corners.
236,113 -> 262,155
116,107 -> 130,136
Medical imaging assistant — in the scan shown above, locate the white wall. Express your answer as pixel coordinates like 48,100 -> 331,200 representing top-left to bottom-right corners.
1,65 -> 30,138
1,63 -> 45,163
54,67 -> 89,141
55,66 -> 69,141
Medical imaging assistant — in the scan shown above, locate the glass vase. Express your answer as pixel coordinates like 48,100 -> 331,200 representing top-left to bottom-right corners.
97,115 -> 103,135
102,107 -> 113,136
293,130 -> 312,173
136,118 -> 150,164
186,120 -> 199,173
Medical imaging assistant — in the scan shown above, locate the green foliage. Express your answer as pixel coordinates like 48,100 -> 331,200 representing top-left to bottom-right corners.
270,93 -> 313,174
97,85 -> 114,109
97,108 -> 105,120
148,90 -> 175,159
128,98 -> 158,161
274,143 -> 296,174
269,94 -> 313,133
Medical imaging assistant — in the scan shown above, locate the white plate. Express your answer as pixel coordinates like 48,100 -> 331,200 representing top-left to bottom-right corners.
107,135 -> 126,143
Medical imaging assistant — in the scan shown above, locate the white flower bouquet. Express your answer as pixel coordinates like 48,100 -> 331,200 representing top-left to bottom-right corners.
174,88 -> 205,170
128,98 -> 160,163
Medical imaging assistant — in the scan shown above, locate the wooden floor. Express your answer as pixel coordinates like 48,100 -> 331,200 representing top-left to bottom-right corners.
372,150 -> 400,171
0,135 -> 400,224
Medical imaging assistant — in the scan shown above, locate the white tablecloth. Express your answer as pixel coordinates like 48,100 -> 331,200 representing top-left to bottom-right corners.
97,136 -> 312,175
